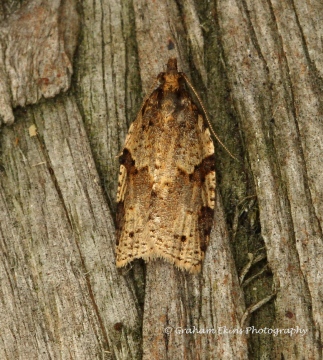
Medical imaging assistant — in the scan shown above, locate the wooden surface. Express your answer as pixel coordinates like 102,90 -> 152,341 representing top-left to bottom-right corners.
0,0 -> 322,359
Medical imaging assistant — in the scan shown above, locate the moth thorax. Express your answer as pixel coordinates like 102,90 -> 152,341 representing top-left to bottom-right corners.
163,73 -> 181,91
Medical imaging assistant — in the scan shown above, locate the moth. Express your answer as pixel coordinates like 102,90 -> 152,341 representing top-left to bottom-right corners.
116,58 -> 215,273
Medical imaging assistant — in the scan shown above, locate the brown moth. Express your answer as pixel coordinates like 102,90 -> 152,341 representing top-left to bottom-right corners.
116,58 -> 215,273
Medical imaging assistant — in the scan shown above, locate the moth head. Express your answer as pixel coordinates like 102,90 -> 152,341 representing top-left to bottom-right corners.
166,57 -> 178,73
157,58 -> 183,91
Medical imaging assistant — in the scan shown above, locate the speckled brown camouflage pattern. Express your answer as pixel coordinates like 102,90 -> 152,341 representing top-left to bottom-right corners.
116,58 -> 215,273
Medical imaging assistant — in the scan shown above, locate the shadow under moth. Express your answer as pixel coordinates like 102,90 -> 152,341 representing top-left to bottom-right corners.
116,58 -> 215,273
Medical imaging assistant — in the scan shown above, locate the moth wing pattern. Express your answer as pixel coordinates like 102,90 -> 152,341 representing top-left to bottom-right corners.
116,58 -> 215,273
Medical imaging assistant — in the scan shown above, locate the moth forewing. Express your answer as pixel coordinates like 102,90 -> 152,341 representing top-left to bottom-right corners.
116,58 -> 216,273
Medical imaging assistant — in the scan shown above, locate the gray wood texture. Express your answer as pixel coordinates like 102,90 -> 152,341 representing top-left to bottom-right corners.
0,0 -> 322,359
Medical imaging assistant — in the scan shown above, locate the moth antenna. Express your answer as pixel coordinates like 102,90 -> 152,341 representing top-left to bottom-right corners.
182,73 -> 239,162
